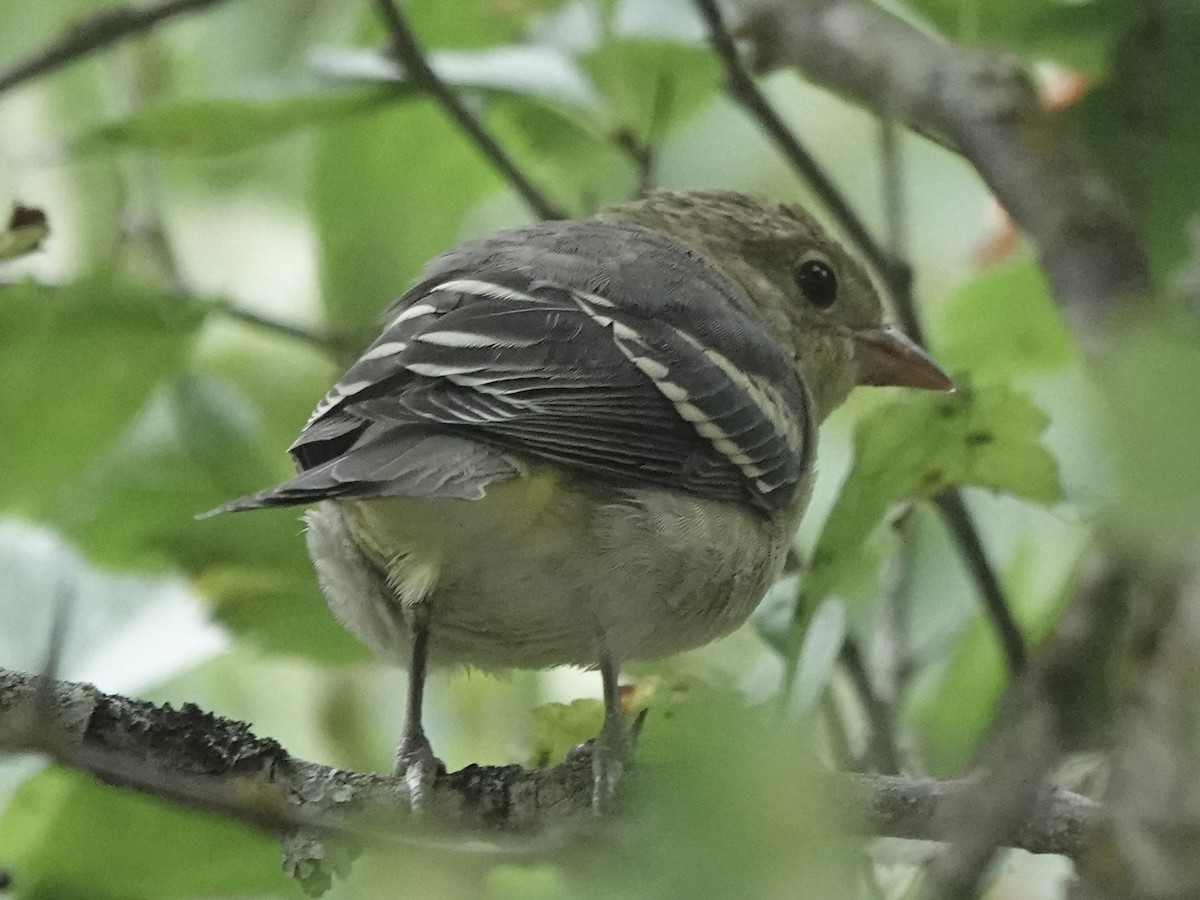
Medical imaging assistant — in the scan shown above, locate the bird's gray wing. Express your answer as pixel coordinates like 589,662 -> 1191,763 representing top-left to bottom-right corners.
208,225 -> 812,517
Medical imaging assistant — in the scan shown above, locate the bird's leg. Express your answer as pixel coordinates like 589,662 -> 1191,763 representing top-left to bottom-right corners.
592,652 -> 634,814
395,601 -> 442,810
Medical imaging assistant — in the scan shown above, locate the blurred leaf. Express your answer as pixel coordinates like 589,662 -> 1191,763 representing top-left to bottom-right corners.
313,101 -> 503,333
529,699 -> 603,766
488,865 -> 570,900
788,598 -> 847,714
1067,1 -> 1200,275
52,373 -> 282,570
485,96 -> 633,215
385,0 -> 571,49
901,0 -> 1126,76
310,44 -> 598,109
193,319 -> 339,463
0,277 -> 202,520
580,39 -> 719,141
1107,321 -> 1200,550
592,694 -> 859,900
909,535 -> 1077,772
44,370 -> 363,663
0,767 -> 299,900
196,562 -> 367,664
805,387 -> 1062,604
73,87 -> 392,156
932,261 -> 1073,383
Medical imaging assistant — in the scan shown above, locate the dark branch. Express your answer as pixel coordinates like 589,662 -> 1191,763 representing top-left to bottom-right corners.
371,0 -> 567,221
0,0 -> 231,97
936,490 -> 1028,675
839,637 -> 902,774
219,304 -> 339,353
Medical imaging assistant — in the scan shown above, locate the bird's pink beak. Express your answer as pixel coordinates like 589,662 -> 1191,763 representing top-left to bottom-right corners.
853,326 -> 955,391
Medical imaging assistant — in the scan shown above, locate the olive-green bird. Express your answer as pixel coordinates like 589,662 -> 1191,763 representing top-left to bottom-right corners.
207,190 -> 951,808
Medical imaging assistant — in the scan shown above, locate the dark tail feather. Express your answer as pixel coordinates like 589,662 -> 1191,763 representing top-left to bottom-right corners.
197,431 -> 523,519
196,476 -> 343,519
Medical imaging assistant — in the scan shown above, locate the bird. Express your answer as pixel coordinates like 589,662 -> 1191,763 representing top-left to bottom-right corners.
204,189 -> 952,810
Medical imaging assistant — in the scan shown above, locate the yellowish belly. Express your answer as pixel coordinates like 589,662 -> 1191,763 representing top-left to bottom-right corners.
310,473 -> 789,670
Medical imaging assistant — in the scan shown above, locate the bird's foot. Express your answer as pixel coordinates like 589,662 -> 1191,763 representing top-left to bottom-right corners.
590,708 -> 648,815
394,731 -> 444,812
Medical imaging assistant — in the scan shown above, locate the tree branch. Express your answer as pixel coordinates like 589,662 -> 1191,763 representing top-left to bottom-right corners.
0,0 -> 231,97
370,0 -> 567,222
0,665 -> 1099,868
738,0 -> 1151,332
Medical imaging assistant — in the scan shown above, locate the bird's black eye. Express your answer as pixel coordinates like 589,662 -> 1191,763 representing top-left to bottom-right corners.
794,255 -> 838,309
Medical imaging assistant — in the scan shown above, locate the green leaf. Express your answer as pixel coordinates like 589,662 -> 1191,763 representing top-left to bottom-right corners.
0,277 -> 202,520
311,45 -> 599,110
900,0 -> 1126,77
72,87 -> 393,156
580,39 -> 720,142
46,370 -> 365,662
907,530 -> 1081,772
1066,1 -> 1200,276
485,96 -> 626,216
529,699 -> 603,766
1106,322 -> 1200,551
932,261 -> 1073,383
805,387 -> 1062,604
313,101 -> 504,333
0,768 -> 300,900
788,598 -> 847,714
196,561 -> 367,664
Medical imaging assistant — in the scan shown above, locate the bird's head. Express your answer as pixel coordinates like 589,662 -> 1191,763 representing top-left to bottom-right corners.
605,189 -> 952,420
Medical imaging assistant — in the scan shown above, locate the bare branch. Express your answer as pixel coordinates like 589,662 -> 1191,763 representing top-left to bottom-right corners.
0,0 -> 231,97
851,773 -> 1097,861
218,303 -> 339,353
739,0 -> 1151,331
371,0 -> 567,221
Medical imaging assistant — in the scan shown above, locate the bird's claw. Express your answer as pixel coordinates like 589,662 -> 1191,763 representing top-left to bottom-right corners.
395,731 -> 443,812
590,708 -> 646,814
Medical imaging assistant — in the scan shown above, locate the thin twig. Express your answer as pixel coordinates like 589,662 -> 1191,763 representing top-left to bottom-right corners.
698,0 -> 1024,676
692,0 -> 910,306
371,0 -> 566,221
220,304 -> 338,352
0,0 -> 231,96
740,0 -> 1150,330
936,490 -> 1028,675
840,637 -> 902,774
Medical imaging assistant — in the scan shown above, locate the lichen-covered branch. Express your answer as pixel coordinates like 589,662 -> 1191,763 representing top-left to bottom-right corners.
0,665 -> 1098,867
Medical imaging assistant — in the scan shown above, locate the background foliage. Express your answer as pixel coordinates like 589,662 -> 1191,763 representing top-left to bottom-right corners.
0,0 -> 1195,897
